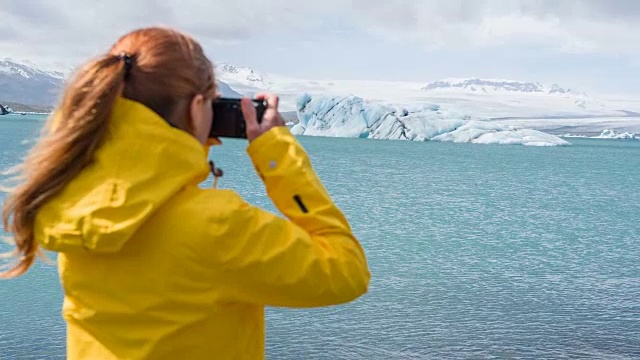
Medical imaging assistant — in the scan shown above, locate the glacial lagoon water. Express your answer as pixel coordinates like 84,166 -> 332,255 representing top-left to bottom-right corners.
1,114 -> 639,359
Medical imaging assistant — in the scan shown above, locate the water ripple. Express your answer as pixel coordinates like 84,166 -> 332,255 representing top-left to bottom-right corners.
1,123 -> 639,359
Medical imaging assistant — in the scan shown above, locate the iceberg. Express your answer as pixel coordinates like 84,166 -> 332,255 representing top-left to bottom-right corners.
293,94 -> 570,146
593,129 -> 638,140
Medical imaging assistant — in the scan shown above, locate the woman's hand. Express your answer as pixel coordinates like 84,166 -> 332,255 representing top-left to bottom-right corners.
241,93 -> 285,142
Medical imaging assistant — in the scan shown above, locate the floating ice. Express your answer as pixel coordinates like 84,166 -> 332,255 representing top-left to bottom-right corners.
432,121 -> 570,146
593,129 -> 638,140
294,94 -> 570,146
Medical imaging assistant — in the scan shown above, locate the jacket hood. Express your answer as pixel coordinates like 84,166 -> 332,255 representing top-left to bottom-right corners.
34,97 -> 210,254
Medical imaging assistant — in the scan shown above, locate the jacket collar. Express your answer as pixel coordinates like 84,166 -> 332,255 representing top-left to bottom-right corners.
35,97 -> 210,253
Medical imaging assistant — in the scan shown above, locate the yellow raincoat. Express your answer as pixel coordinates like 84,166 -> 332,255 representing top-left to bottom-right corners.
34,97 -> 370,359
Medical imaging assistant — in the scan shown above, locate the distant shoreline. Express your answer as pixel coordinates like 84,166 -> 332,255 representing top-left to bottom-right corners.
0,101 -> 54,114
0,112 -> 50,116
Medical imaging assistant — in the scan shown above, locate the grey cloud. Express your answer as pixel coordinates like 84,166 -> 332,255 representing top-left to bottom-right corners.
5,1 -> 68,26
347,0 -> 640,28
346,0 -> 640,51
515,0 -> 640,20
1,0 -> 640,66
1,0 -> 329,57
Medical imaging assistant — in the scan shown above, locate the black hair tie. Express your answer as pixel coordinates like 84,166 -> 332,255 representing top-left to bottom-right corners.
117,52 -> 134,79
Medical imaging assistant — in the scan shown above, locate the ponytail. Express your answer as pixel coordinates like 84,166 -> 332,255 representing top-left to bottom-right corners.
1,54 -> 128,278
2,26 -> 216,278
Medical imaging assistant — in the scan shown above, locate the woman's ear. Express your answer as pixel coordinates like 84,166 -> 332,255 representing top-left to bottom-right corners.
189,94 -> 204,124
189,94 -> 213,144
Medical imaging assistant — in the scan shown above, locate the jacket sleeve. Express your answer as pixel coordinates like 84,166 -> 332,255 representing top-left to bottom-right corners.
209,126 -> 370,308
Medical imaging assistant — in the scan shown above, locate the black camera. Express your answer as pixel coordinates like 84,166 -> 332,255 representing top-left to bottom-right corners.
209,98 -> 267,139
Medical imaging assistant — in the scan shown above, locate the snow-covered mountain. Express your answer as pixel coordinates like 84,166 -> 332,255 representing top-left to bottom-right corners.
3,58 -> 640,139
0,58 -> 67,105
0,58 -> 68,80
0,58 -> 241,106
422,78 -> 580,96
213,62 -> 277,99
214,62 -> 271,88
217,69 -> 631,116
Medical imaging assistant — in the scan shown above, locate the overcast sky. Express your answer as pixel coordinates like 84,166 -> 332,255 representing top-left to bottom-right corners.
2,0 -> 639,93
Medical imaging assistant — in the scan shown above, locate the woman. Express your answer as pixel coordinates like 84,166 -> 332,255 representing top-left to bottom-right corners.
1,27 -> 370,359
